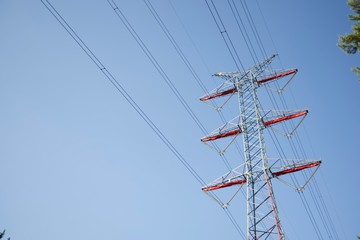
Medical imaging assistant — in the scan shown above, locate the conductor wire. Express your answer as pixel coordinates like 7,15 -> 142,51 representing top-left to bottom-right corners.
40,0 -> 206,187
40,1 -> 236,236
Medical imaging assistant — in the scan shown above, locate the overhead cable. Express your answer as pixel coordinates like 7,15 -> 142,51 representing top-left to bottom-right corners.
40,0 -> 206,187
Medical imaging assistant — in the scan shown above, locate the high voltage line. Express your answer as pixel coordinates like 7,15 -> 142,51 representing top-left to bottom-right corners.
40,0 -> 246,238
105,0 -> 247,235
141,0 -> 246,171
40,0 -> 343,239
106,0 -> 236,171
40,0 -> 206,187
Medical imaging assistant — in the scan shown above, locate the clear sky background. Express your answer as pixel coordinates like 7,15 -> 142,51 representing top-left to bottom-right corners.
0,0 -> 359,239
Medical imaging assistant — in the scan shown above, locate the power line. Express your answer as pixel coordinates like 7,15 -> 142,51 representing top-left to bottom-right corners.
254,0 -> 283,68
227,0 -> 259,65
107,0 -> 245,176
239,0 -> 268,59
165,0 -> 248,166
142,0 -> 235,171
143,0 -> 209,95
106,0 -> 208,137
204,0 -> 246,72
40,1 -> 245,238
106,1 -> 242,173
41,1 -> 344,239
105,1 -> 248,237
40,0 -> 206,187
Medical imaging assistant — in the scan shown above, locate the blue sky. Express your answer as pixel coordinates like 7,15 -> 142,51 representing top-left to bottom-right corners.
0,0 -> 359,239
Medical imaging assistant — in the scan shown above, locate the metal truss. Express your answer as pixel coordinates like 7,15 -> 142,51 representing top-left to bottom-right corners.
200,55 -> 321,239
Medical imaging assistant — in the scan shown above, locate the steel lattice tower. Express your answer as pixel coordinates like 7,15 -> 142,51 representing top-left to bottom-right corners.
200,55 -> 321,239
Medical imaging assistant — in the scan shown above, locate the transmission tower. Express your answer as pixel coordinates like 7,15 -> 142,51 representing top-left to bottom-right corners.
200,55 -> 321,239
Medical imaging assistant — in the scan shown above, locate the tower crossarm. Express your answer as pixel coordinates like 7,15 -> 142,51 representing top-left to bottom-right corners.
202,68 -> 298,102
262,109 -> 308,127
213,71 -> 242,79
202,177 -> 246,191
201,164 -> 247,192
200,115 -> 242,142
212,54 -> 277,81
200,54 -> 279,103
201,160 -> 321,192
270,160 -> 321,177
200,127 -> 241,142
256,69 -> 298,84
200,86 -> 237,101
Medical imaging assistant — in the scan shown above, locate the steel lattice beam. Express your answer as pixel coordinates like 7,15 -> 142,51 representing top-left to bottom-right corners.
200,55 -> 321,239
